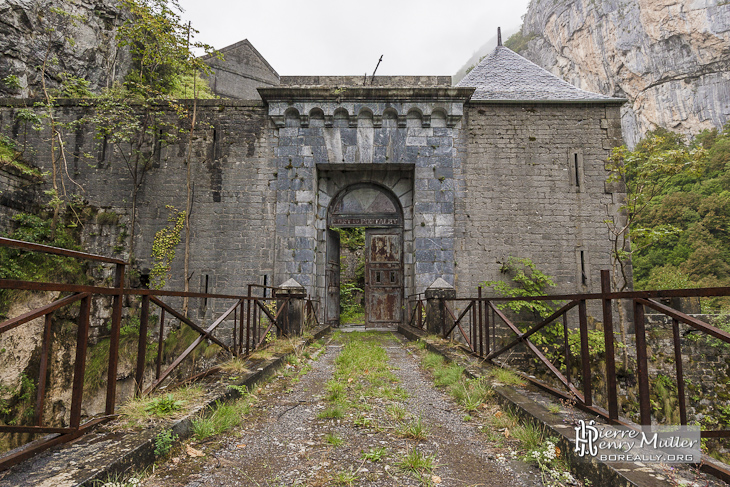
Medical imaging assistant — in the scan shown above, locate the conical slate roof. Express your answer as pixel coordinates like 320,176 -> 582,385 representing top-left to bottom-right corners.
457,46 -> 616,102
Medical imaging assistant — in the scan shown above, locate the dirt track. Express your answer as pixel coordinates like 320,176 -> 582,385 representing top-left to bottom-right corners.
140,331 -> 544,487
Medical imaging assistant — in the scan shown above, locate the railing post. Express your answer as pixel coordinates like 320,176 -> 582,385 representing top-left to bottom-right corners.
485,297 -> 490,356
471,297 -> 477,352
34,313 -> 53,426
562,313 -> 571,387
246,287 -> 252,355
276,279 -> 307,336
578,299 -> 592,407
633,299 -> 652,425
232,305 -> 237,355
672,318 -> 688,425
601,270 -> 619,422
478,287 -> 484,357
239,300 -> 245,356
105,262 -> 125,416
135,295 -> 150,397
70,295 -> 91,429
425,278 -> 456,336
156,308 -> 165,380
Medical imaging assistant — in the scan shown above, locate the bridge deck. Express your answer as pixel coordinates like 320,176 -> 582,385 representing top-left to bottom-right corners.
0,330 -> 724,487
139,331 -> 542,486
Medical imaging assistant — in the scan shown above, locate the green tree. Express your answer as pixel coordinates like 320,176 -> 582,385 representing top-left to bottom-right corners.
90,0 -> 216,270
605,132 -> 706,363
37,7 -> 89,236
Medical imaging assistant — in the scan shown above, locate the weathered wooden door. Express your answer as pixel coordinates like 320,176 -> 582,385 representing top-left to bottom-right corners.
364,229 -> 402,327
326,228 -> 340,326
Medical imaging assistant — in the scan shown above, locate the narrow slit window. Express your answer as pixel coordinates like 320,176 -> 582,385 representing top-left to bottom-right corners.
212,127 -> 218,160
376,272 -> 381,283
580,251 -> 587,285
153,128 -> 163,163
574,153 -> 580,189
203,274 -> 209,307
98,135 -> 107,164
390,271 -> 396,283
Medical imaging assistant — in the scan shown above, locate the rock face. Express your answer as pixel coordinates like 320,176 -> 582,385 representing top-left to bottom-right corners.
0,0 -> 129,98
515,0 -> 730,147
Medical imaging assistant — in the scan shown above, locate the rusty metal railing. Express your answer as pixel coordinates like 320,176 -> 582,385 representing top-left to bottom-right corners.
0,238 -> 293,471
407,292 -> 425,330
304,295 -> 321,330
436,269 -> 730,482
0,237 -> 126,470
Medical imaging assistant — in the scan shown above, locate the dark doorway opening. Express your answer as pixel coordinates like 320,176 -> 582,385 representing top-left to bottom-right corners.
326,184 -> 404,328
334,227 -> 365,325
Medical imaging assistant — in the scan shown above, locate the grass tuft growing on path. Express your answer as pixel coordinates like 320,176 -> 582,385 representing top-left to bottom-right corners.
118,386 -> 204,426
192,394 -> 256,441
319,332 -> 406,424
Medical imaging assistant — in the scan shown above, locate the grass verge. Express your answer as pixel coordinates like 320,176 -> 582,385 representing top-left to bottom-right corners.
117,386 -> 204,427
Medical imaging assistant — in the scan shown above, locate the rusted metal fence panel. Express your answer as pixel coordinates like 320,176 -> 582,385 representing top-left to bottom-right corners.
407,292 -> 425,330
431,268 -> 730,482
0,239 -> 294,471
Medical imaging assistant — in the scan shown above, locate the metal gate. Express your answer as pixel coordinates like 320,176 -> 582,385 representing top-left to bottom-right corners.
326,228 -> 340,326
365,229 -> 403,327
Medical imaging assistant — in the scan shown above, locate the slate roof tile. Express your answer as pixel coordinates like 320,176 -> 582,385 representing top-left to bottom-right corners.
457,46 -> 619,102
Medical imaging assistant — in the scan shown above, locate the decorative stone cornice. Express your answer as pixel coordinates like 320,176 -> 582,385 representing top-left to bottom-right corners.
266,90 -> 471,129
258,86 -> 475,103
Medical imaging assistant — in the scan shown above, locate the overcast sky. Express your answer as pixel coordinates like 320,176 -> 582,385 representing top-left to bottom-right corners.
176,0 -> 531,76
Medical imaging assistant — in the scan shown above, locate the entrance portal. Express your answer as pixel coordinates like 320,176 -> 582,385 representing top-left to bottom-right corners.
364,229 -> 402,326
326,184 -> 403,328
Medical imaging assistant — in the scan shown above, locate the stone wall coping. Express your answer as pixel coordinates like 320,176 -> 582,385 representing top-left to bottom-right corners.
279,278 -> 306,290
258,86 -> 475,102
280,75 -> 452,87
466,98 -> 627,106
0,97 -> 265,108
427,277 -> 455,290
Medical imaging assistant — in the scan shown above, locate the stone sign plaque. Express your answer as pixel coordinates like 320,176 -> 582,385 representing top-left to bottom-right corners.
330,217 -> 400,227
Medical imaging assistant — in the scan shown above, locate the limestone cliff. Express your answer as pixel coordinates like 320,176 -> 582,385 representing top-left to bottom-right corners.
513,0 -> 730,147
0,0 -> 129,98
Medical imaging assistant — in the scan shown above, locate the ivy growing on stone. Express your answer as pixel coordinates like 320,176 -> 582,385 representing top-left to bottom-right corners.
150,205 -> 185,289
481,256 -> 559,319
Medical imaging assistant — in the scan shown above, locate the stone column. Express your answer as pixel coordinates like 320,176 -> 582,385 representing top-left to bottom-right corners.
276,278 -> 307,336
425,278 -> 456,335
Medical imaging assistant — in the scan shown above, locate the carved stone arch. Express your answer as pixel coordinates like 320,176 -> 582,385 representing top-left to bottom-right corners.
382,107 -> 398,128
333,107 -> 349,128
406,108 -> 423,128
357,107 -> 374,128
431,108 -> 447,128
309,107 -> 325,127
328,183 -> 403,228
326,183 -> 404,328
285,107 -> 301,127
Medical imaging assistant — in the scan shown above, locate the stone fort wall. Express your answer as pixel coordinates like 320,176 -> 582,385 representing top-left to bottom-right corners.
0,99 -> 277,319
0,96 -> 625,322
455,102 -> 625,295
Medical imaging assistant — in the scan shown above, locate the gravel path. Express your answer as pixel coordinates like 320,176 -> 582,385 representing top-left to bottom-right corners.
139,332 -> 545,487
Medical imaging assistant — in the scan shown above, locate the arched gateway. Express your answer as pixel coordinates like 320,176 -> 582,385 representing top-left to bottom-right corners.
326,184 -> 404,328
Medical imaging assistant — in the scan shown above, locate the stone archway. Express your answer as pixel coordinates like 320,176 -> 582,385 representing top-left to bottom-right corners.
326,183 -> 404,328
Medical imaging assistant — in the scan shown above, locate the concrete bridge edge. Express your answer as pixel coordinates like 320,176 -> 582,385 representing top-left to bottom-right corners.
0,324 -> 331,487
397,323 -> 674,487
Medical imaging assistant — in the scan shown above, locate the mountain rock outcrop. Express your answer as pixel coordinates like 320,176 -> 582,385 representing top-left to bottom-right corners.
513,0 -> 730,147
0,0 -> 129,98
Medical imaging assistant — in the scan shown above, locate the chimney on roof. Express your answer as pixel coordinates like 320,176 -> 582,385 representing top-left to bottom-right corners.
498,27 -> 502,46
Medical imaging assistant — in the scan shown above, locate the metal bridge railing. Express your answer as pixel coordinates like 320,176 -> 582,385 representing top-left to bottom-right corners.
0,237 -> 316,471
428,269 -> 730,482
